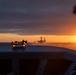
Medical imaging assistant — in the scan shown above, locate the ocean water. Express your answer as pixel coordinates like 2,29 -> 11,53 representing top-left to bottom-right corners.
31,43 -> 76,50
0,43 -> 76,51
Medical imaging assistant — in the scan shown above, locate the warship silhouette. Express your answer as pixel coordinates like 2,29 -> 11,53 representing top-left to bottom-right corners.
37,37 -> 46,43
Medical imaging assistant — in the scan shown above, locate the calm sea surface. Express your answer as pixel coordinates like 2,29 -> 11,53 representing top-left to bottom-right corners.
0,43 -> 76,51
31,43 -> 76,50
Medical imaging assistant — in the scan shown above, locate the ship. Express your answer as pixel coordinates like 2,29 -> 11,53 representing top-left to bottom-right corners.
37,37 -> 46,43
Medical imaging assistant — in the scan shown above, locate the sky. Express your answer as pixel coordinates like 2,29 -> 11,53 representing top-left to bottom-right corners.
0,0 -> 76,42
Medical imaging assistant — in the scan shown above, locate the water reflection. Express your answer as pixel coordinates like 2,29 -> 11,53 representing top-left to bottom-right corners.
31,43 -> 76,50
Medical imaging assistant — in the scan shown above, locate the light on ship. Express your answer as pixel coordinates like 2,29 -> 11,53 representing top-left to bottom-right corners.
13,45 -> 16,47
22,44 -> 25,47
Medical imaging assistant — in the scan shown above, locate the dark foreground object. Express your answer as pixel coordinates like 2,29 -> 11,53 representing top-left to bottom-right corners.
12,46 -> 25,50
73,4 -> 76,15
0,59 -> 72,75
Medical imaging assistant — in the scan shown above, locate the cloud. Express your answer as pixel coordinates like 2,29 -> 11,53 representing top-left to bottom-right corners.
0,0 -> 76,35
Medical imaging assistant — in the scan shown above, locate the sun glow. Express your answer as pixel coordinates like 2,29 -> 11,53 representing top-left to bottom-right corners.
0,33 -> 76,43
72,36 -> 76,43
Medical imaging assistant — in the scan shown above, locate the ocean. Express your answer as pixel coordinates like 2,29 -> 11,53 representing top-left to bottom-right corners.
0,42 -> 76,50
30,43 -> 76,50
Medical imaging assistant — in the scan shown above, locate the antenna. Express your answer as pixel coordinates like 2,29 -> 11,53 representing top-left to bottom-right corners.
40,36 -> 42,41
44,37 -> 46,42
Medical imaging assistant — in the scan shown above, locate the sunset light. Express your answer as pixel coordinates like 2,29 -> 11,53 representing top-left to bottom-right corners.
0,0 -> 76,75
72,36 -> 76,42
0,33 -> 76,43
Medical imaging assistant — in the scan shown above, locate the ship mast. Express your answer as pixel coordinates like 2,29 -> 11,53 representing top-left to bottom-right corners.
44,37 -> 46,42
40,37 -> 42,41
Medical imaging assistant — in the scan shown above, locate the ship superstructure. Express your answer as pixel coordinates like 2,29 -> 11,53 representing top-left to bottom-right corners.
37,37 -> 46,43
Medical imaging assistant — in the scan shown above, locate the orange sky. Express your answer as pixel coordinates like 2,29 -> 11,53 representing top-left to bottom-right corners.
0,33 -> 76,43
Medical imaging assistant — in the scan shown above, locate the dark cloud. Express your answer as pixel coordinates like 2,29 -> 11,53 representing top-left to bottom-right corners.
0,0 -> 76,35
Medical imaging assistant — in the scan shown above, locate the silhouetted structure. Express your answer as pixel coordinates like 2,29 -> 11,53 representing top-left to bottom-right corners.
37,37 -> 46,43
73,4 -> 76,15
12,40 -> 27,49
